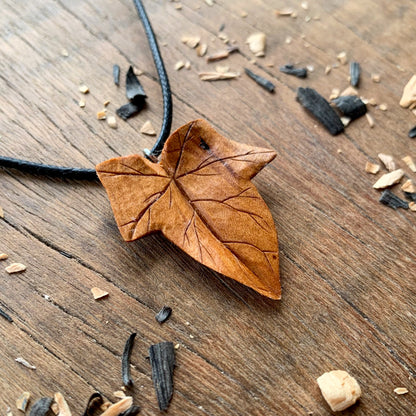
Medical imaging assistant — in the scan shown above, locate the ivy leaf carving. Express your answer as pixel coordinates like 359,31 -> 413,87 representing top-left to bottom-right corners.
96,119 -> 280,299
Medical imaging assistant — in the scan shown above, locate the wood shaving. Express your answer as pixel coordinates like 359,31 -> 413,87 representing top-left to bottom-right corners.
402,155 -> 416,172
16,392 -> 31,412
394,387 -> 409,395
181,35 -> 200,49
133,67 -> 143,76
291,11 -> 298,18
401,179 -> 415,193
196,43 -> 208,57
97,110 -> 107,120
337,51 -> 348,65
301,1 -> 309,10
174,3 -> 182,10
378,153 -> 396,171
266,62 -> 274,68
0,206 -> 3,218
79,99 -> 86,108
107,116 -> 118,129
246,32 -> 266,57
100,397 -> 133,416
371,73 -> 381,83
400,75 -> 416,108
218,32 -> 229,44
275,8 -> 294,16
204,0 -> 214,6
79,85 -> 89,94
61,49 -> 69,57
199,71 -> 239,81
329,88 -> 340,100
240,11 -> 248,18
91,287 -> 109,300
307,65 -> 314,72
15,357 -> 36,370
5,263 -> 26,274
365,161 -> 380,174
103,100 -> 110,107
304,16 -> 311,22
340,86 -> 358,96
378,103 -> 388,111
340,116 -> 351,127
325,65 -> 332,75
141,120 -> 157,135
174,61 -> 185,71
285,36 -> 292,44
373,169 -> 404,189
317,370 -> 361,412
174,343 -> 180,350
366,113 -> 375,128
184,61 -> 191,70
368,98 -> 377,106
215,65 -> 229,73
0,253 -> 8,260
113,391 -> 126,399
409,202 -> 416,212
54,393 -> 71,416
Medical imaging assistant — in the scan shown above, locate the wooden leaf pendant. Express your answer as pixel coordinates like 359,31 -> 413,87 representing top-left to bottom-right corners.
96,119 -> 281,299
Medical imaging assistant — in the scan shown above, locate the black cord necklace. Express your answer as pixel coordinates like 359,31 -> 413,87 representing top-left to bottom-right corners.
0,0 -> 172,180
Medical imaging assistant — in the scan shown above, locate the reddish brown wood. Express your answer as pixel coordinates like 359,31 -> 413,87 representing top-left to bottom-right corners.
97,120 -> 280,299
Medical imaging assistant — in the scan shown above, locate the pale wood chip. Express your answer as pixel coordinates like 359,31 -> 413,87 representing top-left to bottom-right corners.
337,51 -> 347,65
174,343 -> 180,350
6,407 -> 12,416
181,35 -> 200,49
79,99 -> 86,108
400,74 -> 416,108
103,100 -> 110,107
174,3 -> 182,9
184,60 -> 191,70
240,11 -> 248,18
61,49 -> 69,57
100,397 -> 133,416
301,1 -> 309,10
371,73 -> 381,83
291,11 -> 298,18
378,153 -> 396,171
275,8 -> 294,16
304,16 -> 311,22
218,32 -> 229,44
215,65 -> 229,73
366,113 -> 375,128
15,357 -> 36,370
79,85 -> 89,94
368,97 -> 377,106
329,88 -> 340,100
409,202 -> 416,212
378,103 -> 388,111
246,32 -> 266,57
401,179 -> 415,193
307,65 -> 314,72
373,169 -> 404,189
91,287 -> 109,300
107,116 -> 118,129
0,253 -> 8,260
6,263 -> 26,274
340,116 -> 351,127
365,161 -> 380,174
196,43 -> 208,57
340,86 -> 358,96
97,110 -> 107,120
51,403 -> 59,415
174,60 -> 185,71
133,67 -> 143,76
402,155 -> 416,172
199,71 -> 239,81
113,391 -> 126,399
325,65 -> 332,75
0,206 -> 4,218
54,393 -> 71,416
266,62 -> 274,68
394,387 -> 409,395
140,120 -> 157,136
16,392 -> 31,412
412,109 -> 416,117
317,370 -> 361,412
285,36 -> 292,44
204,0 -> 214,5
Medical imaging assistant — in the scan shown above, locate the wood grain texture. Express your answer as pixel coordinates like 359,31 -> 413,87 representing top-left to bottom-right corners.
0,0 -> 415,415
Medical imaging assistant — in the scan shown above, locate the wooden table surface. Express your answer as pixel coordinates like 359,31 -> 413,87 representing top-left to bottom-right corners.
0,0 -> 415,414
